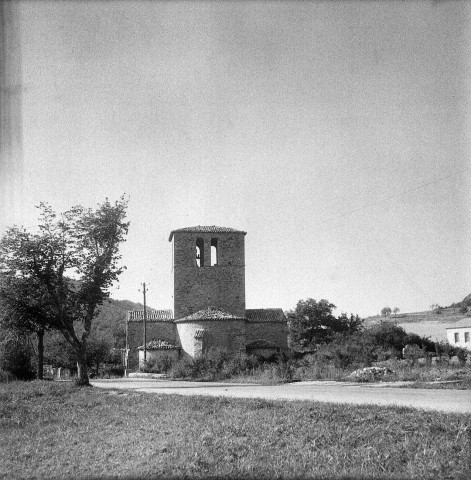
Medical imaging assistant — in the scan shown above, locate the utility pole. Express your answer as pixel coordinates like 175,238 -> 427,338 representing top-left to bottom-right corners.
142,282 -> 148,366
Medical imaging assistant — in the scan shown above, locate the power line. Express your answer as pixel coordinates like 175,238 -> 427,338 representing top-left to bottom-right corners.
319,167 -> 469,227
246,167 -> 469,267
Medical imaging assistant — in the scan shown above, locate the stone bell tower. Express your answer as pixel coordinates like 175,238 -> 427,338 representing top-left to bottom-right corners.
169,226 -> 246,320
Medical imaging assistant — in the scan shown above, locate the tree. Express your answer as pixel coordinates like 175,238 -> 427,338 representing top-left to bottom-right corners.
0,331 -> 36,380
336,313 -> 363,334
0,274 -> 54,379
0,197 -> 129,385
87,336 -> 111,376
288,298 -> 363,351
430,304 -> 443,315
393,307 -> 400,316
381,306 -> 392,317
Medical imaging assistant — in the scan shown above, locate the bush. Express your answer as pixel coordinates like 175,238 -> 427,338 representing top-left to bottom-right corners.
144,354 -> 176,374
312,332 -> 381,368
99,364 -> 125,378
0,370 -> 16,383
169,348 -> 260,381
221,353 -> 259,377
366,322 -> 408,352
292,324 -> 439,375
273,359 -> 296,382
1,338 -> 36,380
294,356 -> 346,381
169,357 -> 195,379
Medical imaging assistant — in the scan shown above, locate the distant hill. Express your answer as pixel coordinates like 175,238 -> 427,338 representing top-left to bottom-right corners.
461,293 -> 471,306
363,299 -> 471,342
91,298 -> 150,347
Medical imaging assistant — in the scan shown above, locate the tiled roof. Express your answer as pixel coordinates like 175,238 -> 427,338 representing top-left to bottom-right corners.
246,340 -> 280,349
168,226 -> 246,241
138,339 -> 179,350
127,309 -> 174,322
245,308 -> 286,323
175,306 -> 245,322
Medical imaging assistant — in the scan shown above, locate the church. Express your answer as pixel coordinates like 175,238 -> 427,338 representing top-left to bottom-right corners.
125,226 -> 288,370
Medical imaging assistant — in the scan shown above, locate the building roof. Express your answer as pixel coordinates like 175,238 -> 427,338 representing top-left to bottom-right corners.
138,339 -> 179,350
445,319 -> 471,329
168,225 -> 246,241
245,308 -> 286,323
127,309 -> 174,322
175,306 -> 245,323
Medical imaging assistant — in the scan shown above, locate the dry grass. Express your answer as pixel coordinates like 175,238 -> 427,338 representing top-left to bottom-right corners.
289,358 -> 471,389
1,381 -> 470,480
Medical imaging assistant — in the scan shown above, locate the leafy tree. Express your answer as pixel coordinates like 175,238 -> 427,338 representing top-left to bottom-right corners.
0,273 -> 56,379
380,306 -> 392,317
336,313 -> 363,334
288,299 -> 363,351
430,303 -> 443,314
0,197 -> 129,385
365,322 -> 408,351
43,331 -> 77,370
0,332 -> 36,380
313,331 -> 384,368
393,307 -> 400,316
87,336 -> 112,376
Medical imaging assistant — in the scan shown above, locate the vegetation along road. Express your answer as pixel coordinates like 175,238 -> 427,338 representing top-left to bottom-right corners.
92,379 -> 471,413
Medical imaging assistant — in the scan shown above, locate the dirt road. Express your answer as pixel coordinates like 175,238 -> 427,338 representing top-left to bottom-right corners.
91,379 -> 471,413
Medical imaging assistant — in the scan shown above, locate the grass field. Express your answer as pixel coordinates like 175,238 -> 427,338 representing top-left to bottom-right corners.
1,381 -> 470,479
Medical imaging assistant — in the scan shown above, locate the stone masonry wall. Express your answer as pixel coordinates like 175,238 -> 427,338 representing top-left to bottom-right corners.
246,322 -> 289,350
176,319 -> 246,358
173,232 -> 245,319
127,321 -> 177,369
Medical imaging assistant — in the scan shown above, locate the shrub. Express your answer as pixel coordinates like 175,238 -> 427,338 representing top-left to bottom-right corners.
169,357 -> 195,378
144,354 -> 175,373
294,356 -> 347,381
365,322 -> 408,352
100,364 -> 125,378
0,370 -> 16,383
312,332 -> 381,368
1,337 -> 36,380
169,348 -> 261,381
221,353 -> 259,378
273,359 -> 296,382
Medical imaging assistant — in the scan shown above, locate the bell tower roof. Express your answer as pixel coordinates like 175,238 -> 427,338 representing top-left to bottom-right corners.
168,225 -> 246,242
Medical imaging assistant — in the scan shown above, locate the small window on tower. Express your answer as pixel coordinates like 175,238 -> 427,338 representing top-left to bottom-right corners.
211,238 -> 218,266
196,238 -> 204,267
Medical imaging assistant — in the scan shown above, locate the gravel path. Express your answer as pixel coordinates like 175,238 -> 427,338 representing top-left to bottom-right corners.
91,379 -> 471,413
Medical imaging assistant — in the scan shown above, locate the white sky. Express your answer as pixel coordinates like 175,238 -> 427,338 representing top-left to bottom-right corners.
5,0 -> 471,317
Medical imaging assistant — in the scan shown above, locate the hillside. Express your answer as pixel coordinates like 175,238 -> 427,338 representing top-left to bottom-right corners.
90,298 -> 151,346
363,304 -> 470,342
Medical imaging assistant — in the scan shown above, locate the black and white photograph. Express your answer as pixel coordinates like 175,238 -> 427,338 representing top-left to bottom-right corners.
1,1 -> 470,479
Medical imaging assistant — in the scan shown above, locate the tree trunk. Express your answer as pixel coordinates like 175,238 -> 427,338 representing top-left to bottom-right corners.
37,329 -> 44,380
75,346 -> 90,386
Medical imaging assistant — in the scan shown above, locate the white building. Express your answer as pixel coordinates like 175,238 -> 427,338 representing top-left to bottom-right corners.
446,319 -> 471,351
